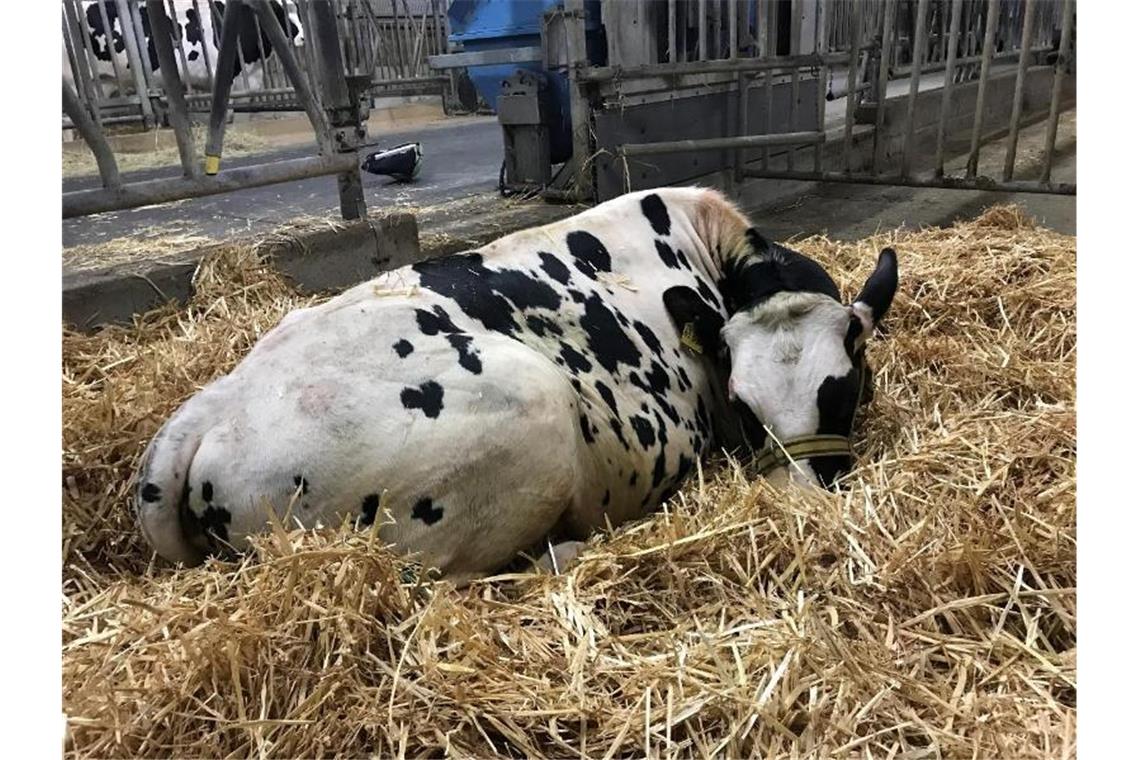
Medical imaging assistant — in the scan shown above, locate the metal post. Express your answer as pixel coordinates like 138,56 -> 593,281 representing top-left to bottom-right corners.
843,0 -> 861,173
730,0 -> 738,59
762,70 -> 773,169
63,0 -> 106,108
1002,0 -> 1037,182
145,0 -> 199,178
127,0 -> 158,95
735,72 -> 749,181
190,0 -> 215,88
62,7 -> 97,114
933,0 -> 963,177
787,66 -> 800,170
63,80 -> 120,190
113,0 -> 156,127
94,0 -> 129,99
814,60 -> 827,173
253,0 -> 332,150
871,0 -> 897,174
699,0 -> 708,60
1039,0 -> 1074,184
309,0 -> 367,219
564,0 -> 592,199
204,0 -> 243,174
669,0 -> 677,62
166,0 -> 196,93
966,0 -> 999,178
756,0 -> 769,58
620,131 -> 825,157
900,0 -> 929,177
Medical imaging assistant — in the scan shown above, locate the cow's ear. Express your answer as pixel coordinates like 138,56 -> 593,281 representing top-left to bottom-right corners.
851,247 -> 898,338
663,286 -> 724,356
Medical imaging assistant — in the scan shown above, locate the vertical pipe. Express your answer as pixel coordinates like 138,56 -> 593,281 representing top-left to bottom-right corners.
249,6 -> 274,91
762,70 -> 773,169
565,0 -> 592,198
900,0 -> 929,177
128,0 -> 158,94
787,66 -> 800,170
965,0 -> 998,178
1039,0 -> 1074,184
713,0 -> 722,59
843,0 -> 860,173
94,0 -> 129,97
871,0 -> 897,174
166,0 -> 195,93
729,0 -> 738,59
62,5 -> 98,113
63,80 -> 121,189
735,72 -> 749,181
71,0 -> 109,104
190,0 -> 215,89
698,0 -> 708,61
813,62 -> 826,172
1002,0 -> 1037,182
204,0 -> 243,174
933,0 -> 964,177
668,0 -> 677,62
145,0 -> 198,177
789,0 -> 803,55
113,0 -> 156,126
756,0 -> 768,57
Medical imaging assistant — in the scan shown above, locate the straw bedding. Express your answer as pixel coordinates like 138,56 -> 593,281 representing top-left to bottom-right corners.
62,204 -> 1075,759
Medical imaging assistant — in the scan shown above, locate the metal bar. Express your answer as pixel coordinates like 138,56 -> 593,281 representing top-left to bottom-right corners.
966,0 -> 1000,178
577,50 -> 856,82
762,70 -> 773,169
871,0 -> 898,173
699,0 -> 708,61
790,0 -> 803,55
900,0 -> 930,177
252,0 -> 333,152
892,42 -> 1050,80
741,166 -> 1074,195
787,67 -> 800,170
249,3 -> 274,90
127,0 -> 157,93
68,0 -> 108,105
203,0 -> 244,174
113,0 -> 155,126
619,131 -> 825,157
190,0 -> 215,88
166,0 -> 195,92
735,72 -> 749,181
814,61 -> 827,173
756,0 -> 768,58
729,0 -> 738,59
843,0 -> 861,173
146,0 -> 198,177
713,0 -> 722,59
428,46 -> 544,69
95,0 -> 129,97
62,6 -> 96,111
669,0 -> 677,62
934,0 -> 964,177
1002,0 -> 1037,182
1039,0 -> 1074,184
63,152 -> 361,219
564,0 -> 591,199
62,80 -> 120,190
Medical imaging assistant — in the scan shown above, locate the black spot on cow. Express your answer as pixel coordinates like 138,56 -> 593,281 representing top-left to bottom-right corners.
695,276 -> 721,309
609,418 -> 631,450
696,395 -> 711,434
413,252 -> 561,335
676,455 -> 694,483
595,381 -> 619,414
361,493 -> 380,526
722,231 -> 841,312
628,471 -> 639,486
676,365 -> 692,391
393,339 -> 414,358
580,293 -> 641,374
538,252 -> 571,285
201,480 -> 214,503
570,378 -> 582,393
526,314 -> 563,337
602,489 -> 611,507
84,1 -> 129,60
446,334 -> 483,374
640,193 -> 672,235
655,240 -> 680,269
560,342 -> 593,374
579,414 -> 595,443
400,381 -> 444,419
188,50 -> 200,61
141,482 -> 161,502
415,304 -> 460,336
566,231 -> 612,279
630,415 -> 656,449
568,289 -> 586,304
292,475 -> 309,494
651,449 -> 668,489
200,504 -> 231,541
412,497 -> 444,526
676,248 -> 693,271
633,321 -> 663,356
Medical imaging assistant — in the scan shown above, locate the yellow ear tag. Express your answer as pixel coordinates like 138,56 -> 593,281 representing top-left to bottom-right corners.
680,322 -> 704,354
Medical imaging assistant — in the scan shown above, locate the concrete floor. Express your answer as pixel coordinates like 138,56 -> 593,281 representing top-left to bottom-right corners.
62,104 -> 1074,275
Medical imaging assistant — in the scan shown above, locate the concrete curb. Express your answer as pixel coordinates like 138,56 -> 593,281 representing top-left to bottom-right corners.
63,211 -> 420,332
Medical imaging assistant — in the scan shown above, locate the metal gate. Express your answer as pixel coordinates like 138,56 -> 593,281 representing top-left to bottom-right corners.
465,0 -> 1074,202
62,0 -> 451,130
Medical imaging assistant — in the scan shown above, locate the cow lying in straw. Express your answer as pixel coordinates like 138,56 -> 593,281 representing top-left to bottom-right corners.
135,187 -> 897,582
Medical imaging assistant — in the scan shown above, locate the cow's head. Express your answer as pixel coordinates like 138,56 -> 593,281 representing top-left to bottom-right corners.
669,231 -> 898,489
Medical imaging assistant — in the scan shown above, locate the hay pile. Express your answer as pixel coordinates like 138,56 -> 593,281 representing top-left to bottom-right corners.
62,205 -> 1075,758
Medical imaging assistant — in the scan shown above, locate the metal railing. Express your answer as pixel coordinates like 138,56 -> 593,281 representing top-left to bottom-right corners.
576,0 -> 1074,198
62,0 -> 449,129
62,0 -> 381,220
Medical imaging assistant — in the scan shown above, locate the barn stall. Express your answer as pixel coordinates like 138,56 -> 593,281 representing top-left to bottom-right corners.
62,204 -> 1075,758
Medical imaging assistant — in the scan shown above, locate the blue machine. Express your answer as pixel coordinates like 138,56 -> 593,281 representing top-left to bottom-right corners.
447,0 -> 605,164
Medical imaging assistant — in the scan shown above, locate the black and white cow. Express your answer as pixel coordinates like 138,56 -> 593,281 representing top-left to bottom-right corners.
64,1 -> 303,95
135,187 -> 898,582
